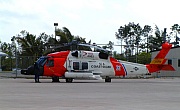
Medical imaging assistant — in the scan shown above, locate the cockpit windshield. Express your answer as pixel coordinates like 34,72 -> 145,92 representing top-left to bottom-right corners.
36,56 -> 49,66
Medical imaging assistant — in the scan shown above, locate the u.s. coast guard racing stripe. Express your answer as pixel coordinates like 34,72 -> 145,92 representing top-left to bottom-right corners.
122,64 -> 127,76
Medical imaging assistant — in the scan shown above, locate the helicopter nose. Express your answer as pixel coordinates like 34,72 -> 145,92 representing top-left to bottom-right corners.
21,69 -> 28,75
21,65 -> 35,75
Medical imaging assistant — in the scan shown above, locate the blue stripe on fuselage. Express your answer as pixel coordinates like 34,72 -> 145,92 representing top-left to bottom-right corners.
122,64 -> 127,76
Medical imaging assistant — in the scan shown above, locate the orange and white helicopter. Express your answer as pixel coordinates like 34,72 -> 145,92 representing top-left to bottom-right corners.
21,41 -> 175,82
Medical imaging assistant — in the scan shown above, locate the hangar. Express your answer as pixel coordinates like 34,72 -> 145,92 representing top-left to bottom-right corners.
151,46 -> 180,77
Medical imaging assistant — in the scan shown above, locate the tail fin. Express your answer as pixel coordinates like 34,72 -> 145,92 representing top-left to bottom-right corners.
146,42 -> 175,73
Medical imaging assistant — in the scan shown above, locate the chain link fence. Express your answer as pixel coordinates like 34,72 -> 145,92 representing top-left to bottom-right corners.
1,56 -> 39,71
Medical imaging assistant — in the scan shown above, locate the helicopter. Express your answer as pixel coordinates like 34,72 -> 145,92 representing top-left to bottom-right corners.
21,41 -> 175,82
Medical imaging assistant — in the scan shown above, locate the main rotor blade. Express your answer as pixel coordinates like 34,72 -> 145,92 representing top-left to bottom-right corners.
78,44 -> 110,52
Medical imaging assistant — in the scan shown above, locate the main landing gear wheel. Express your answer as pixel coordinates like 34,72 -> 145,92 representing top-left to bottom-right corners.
66,78 -> 73,83
52,76 -> 60,82
105,76 -> 111,82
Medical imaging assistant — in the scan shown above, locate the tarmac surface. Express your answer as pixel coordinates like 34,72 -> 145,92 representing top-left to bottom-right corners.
0,72 -> 180,110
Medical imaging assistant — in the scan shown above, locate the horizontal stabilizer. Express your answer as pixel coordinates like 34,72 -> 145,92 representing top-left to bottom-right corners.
161,64 -> 175,71
146,64 -> 175,73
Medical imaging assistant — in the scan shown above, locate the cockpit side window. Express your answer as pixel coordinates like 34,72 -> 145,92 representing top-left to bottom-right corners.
41,59 -> 47,66
46,60 -> 54,67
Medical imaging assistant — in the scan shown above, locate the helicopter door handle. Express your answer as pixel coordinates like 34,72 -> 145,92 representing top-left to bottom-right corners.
48,68 -> 54,72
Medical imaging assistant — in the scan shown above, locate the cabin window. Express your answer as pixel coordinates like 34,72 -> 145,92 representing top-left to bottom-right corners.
168,59 -> 172,65
82,62 -> 88,70
73,62 -> 79,70
46,60 -> 54,67
178,59 -> 180,67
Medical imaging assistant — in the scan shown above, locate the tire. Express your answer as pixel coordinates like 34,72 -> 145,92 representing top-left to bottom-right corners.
66,78 -> 73,83
105,77 -> 111,82
52,76 -> 60,82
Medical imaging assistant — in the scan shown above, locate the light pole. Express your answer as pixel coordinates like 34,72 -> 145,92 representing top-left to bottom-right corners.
0,44 -> 2,72
0,48 -> 2,72
11,41 -> 18,78
54,23 -> 58,41
15,46 -> 18,78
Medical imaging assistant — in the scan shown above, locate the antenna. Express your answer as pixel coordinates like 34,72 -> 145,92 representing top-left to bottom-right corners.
163,28 -> 167,42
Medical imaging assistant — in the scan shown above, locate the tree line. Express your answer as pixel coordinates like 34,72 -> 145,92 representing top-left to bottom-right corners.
0,23 -> 180,70
115,22 -> 180,63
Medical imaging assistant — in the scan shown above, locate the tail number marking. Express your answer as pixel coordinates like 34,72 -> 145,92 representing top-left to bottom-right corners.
150,59 -> 164,64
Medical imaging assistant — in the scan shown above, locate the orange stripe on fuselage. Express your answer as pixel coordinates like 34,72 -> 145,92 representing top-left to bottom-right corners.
110,57 -> 126,76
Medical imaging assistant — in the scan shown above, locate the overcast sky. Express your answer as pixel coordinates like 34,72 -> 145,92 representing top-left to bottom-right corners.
1,0 -> 180,52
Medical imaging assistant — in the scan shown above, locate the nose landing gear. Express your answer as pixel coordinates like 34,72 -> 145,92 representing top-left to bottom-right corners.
52,76 -> 60,82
